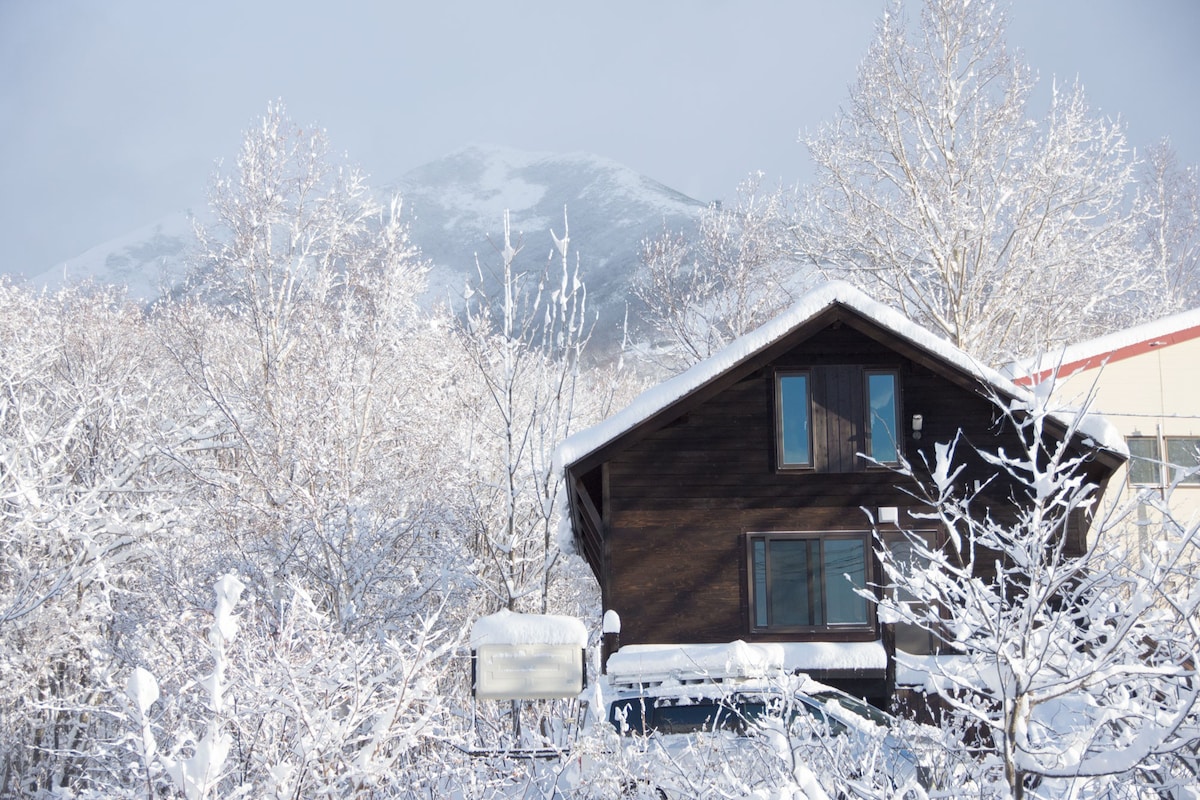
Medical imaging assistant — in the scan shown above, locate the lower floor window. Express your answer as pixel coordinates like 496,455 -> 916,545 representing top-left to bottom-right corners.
749,533 -> 871,632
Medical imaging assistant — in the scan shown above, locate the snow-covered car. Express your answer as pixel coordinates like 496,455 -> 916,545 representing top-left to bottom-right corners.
601,676 -> 934,798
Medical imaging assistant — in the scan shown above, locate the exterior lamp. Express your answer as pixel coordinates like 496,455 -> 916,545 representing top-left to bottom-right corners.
912,414 -> 924,440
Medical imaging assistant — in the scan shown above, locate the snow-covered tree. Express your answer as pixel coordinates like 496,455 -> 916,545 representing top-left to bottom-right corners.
454,209 -> 608,618
167,101 -> 463,633
634,175 -> 801,371
0,103 -> 632,797
1137,138 -> 1200,313
132,103 -> 476,794
797,0 -> 1146,365
873,384 -> 1200,797
188,100 -> 426,384
116,574 -> 458,799
0,282 -> 184,794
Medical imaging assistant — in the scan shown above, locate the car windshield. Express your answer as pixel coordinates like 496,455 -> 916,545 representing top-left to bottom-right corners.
610,697 -> 768,736
809,691 -> 893,728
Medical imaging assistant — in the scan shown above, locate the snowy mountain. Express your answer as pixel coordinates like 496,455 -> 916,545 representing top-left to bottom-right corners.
395,144 -> 705,350
26,212 -> 195,301
23,145 -> 707,350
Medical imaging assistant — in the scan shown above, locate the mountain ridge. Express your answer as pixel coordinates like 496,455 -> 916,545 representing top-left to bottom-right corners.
22,144 -> 705,350
393,144 -> 705,349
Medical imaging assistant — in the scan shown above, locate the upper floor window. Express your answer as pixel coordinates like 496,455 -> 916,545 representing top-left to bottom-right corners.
776,371 -> 811,468
775,366 -> 901,472
748,532 -> 871,633
865,371 -> 900,464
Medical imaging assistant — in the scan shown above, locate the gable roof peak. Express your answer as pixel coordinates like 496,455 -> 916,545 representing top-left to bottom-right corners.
555,281 -> 1124,474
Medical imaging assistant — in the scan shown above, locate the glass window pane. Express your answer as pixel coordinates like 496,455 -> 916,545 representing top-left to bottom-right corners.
1126,437 -> 1161,486
889,539 -> 932,654
779,374 -> 810,466
1166,438 -> 1200,485
609,698 -> 651,735
654,703 -> 731,734
768,539 -> 812,626
867,373 -> 898,463
823,539 -> 868,625
753,539 -> 768,628
751,535 -> 872,631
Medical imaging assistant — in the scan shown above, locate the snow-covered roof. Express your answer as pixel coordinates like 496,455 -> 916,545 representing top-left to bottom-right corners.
1004,307 -> 1200,385
470,609 -> 588,648
555,281 -> 1125,470
606,640 -> 887,686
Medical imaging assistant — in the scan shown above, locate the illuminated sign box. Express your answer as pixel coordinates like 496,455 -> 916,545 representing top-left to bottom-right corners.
473,644 -> 585,701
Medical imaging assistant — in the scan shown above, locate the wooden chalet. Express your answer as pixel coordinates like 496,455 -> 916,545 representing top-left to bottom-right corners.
557,282 -> 1124,705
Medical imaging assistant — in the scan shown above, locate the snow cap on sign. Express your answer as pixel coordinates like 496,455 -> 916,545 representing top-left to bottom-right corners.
470,608 -> 588,648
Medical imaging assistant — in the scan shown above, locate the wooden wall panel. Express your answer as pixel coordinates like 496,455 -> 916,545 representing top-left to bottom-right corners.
591,323 -> 1069,647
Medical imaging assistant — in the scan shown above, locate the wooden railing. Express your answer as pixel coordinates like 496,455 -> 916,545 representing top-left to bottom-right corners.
572,477 -> 605,575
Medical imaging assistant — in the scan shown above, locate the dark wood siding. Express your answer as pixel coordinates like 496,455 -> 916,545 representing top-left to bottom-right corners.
591,323 -> 1049,648
813,365 -> 864,472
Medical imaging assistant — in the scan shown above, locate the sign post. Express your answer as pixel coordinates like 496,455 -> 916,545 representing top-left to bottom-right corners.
468,609 -> 589,757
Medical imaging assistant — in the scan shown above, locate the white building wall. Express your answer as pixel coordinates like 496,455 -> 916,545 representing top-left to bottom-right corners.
1048,335 -> 1200,538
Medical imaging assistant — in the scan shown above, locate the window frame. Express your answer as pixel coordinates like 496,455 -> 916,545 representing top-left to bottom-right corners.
746,531 -> 875,635
774,370 -> 813,470
1126,435 -> 1163,487
1165,437 -> 1200,486
881,532 -> 938,655
863,369 -> 902,467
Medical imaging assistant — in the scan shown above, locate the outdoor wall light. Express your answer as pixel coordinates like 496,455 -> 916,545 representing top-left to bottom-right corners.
912,414 -> 924,440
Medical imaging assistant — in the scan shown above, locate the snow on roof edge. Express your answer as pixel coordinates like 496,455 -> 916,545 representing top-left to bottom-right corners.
555,281 -> 1125,471
1004,307 -> 1200,382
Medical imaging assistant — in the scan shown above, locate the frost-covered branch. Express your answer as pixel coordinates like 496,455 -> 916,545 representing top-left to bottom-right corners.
634,174 -> 802,371
797,0 -> 1148,364
873,386 -> 1200,797
454,207 -> 606,616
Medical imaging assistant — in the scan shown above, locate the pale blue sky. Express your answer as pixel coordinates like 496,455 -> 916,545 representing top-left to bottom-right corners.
1,1 -> 1197,276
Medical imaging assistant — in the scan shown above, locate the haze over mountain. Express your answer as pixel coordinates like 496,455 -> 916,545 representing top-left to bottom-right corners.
22,145 -> 706,351
395,145 -> 706,349
27,213 -> 195,302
